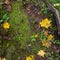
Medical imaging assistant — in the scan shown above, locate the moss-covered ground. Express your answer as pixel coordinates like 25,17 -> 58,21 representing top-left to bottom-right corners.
9,2 -> 30,48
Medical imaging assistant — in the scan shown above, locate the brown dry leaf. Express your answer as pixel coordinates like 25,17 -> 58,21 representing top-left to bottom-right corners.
0,57 -> 6,60
42,39 -> 52,48
44,31 -> 49,36
0,57 -> 1,60
2,58 -> 6,60
37,50 -> 46,57
5,0 -> 10,5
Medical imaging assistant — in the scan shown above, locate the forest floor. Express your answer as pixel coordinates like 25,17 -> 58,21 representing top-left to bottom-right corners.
0,0 -> 60,60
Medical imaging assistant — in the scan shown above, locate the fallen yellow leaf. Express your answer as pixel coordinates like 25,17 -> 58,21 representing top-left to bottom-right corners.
37,50 -> 46,57
40,18 -> 51,28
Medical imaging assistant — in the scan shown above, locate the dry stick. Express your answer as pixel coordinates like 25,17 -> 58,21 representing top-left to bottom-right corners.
42,0 -> 60,35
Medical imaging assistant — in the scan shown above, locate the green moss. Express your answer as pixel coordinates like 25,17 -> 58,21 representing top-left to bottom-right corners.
9,2 -> 30,48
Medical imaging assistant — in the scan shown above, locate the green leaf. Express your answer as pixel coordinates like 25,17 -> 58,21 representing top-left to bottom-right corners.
0,19 -> 3,23
3,13 -> 8,19
31,35 -> 34,39
3,13 -> 9,21
31,38 -> 36,42
5,17 -> 10,22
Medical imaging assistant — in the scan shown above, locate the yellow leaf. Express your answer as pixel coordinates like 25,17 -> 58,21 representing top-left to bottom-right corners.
54,3 -> 60,7
48,34 -> 54,41
3,22 -> 10,29
37,50 -> 46,57
2,58 -> 6,60
42,39 -> 52,48
34,34 -> 38,38
40,18 -> 51,28
26,55 -> 34,60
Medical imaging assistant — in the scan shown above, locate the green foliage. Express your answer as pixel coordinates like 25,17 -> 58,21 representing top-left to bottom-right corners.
23,0 -> 38,5
0,6 -> 9,23
9,2 -> 30,48
49,0 -> 60,4
0,4 -> 7,19
52,39 -> 60,44
30,35 -> 36,42
50,26 -> 57,31
0,13 -> 9,24
49,0 -> 60,11
3,13 -> 9,21
48,52 -> 59,60
41,2 -> 47,15
47,12 -> 53,20
39,31 -> 47,40
0,0 -> 60,59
